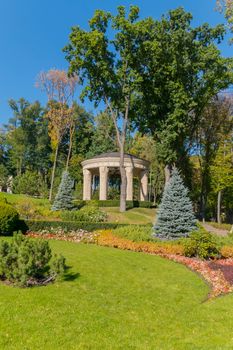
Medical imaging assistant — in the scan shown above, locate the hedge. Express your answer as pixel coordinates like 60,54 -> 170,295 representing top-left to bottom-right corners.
73,199 -> 154,208
23,220 -> 131,233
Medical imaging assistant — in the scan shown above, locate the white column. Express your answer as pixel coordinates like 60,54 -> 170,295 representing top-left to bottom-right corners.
83,169 -> 92,200
126,166 -> 133,201
140,170 -> 148,201
99,166 -> 109,200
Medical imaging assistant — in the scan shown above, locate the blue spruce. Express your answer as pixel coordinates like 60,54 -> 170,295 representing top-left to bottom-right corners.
52,171 -> 74,211
154,168 -> 196,240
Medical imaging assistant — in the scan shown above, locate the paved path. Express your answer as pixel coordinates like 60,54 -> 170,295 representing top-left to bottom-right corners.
201,222 -> 229,236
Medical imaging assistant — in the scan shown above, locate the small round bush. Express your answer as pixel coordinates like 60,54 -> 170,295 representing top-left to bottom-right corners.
183,229 -> 220,259
0,203 -> 20,235
61,206 -> 107,223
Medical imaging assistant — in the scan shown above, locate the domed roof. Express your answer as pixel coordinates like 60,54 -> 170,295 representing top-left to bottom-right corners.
81,151 -> 149,169
92,152 -> 145,161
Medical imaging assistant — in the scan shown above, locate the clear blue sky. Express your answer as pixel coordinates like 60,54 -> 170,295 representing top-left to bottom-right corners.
0,0 -> 231,126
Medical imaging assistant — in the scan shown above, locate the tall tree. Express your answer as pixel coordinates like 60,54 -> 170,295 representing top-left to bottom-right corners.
217,0 -> 233,42
129,133 -> 164,204
88,111 -> 117,157
211,136 -> 233,223
196,96 -> 233,220
6,99 -> 48,176
134,8 -> 233,184
64,6 -> 148,212
36,69 -> 78,200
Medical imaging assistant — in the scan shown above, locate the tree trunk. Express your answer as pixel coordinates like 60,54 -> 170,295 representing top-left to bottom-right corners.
164,164 -> 172,185
49,144 -> 59,202
66,135 -> 72,171
217,190 -> 222,224
119,145 -> 127,212
149,170 -> 152,202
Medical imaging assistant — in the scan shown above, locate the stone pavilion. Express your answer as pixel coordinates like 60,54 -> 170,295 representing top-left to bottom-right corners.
81,152 -> 149,201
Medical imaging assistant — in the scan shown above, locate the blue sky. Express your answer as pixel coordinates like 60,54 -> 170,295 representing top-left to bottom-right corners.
0,0 -> 231,126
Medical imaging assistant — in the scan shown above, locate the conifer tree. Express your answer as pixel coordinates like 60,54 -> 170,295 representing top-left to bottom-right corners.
52,171 -> 74,211
154,168 -> 196,239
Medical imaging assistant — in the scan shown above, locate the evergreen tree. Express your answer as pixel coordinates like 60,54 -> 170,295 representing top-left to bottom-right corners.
52,171 -> 74,211
154,168 -> 196,239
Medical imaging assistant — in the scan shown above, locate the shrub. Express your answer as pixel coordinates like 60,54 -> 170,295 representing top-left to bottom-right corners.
0,196 -> 7,204
0,203 -> 20,235
112,225 -> 154,242
61,206 -> 107,223
15,199 -> 37,219
72,200 -> 153,208
0,233 -> 65,287
13,171 -> 47,197
183,229 -> 220,259
24,220 -> 127,233
221,246 -> 233,258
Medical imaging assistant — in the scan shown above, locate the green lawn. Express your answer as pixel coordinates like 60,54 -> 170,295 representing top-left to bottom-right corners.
0,192 -> 156,224
1,240 -> 233,349
102,207 -> 155,224
0,192 -> 50,207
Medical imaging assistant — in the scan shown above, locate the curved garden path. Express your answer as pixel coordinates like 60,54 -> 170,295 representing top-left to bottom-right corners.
201,222 -> 229,236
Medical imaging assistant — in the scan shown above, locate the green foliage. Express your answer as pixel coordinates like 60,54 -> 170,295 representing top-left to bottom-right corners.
61,206 -> 107,223
154,168 -> 197,239
108,187 -> 120,200
0,233 -> 65,287
0,196 -> 8,204
7,98 -> 51,176
0,203 -> 20,235
129,133 -> 164,203
134,8 -> 232,166
183,229 -> 220,259
52,171 -> 74,211
13,171 -> 48,197
87,111 -> 117,157
0,164 -> 8,190
24,220 -> 128,233
113,225 -> 154,242
73,199 -> 153,208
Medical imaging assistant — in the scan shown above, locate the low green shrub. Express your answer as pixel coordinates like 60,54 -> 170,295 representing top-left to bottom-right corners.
61,206 -> 107,223
183,229 -> 220,259
0,203 -> 20,235
24,220 -> 128,233
112,225 -> 154,242
0,196 -> 7,204
0,233 -> 65,287
73,199 -> 153,208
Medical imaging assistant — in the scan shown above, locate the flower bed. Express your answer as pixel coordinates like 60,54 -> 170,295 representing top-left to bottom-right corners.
26,229 -> 233,298
27,228 -> 98,244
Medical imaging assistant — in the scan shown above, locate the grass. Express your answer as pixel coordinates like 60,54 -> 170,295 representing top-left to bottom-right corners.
102,206 -> 155,224
1,240 -> 233,349
0,192 -> 50,207
0,192 -> 156,224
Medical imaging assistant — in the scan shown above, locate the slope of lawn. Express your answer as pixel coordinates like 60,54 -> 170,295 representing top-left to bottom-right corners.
102,206 -> 155,224
1,240 -> 233,349
0,192 -> 156,224
0,192 -> 50,208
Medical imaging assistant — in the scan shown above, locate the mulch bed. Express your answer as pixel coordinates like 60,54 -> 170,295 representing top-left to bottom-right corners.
209,259 -> 233,285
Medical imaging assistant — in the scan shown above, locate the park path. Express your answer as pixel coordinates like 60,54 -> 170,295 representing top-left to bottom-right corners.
201,222 -> 229,236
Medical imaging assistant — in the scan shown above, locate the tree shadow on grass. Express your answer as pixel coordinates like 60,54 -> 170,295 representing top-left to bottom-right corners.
63,265 -> 80,282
